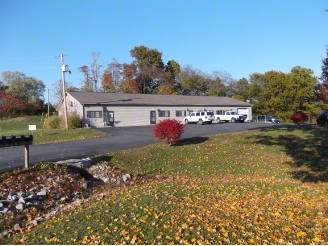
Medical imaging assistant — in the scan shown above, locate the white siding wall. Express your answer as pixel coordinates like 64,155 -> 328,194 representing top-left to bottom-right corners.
66,95 -> 83,117
58,94 -> 83,118
83,106 -> 105,127
81,105 -> 253,127
110,106 -> 189,127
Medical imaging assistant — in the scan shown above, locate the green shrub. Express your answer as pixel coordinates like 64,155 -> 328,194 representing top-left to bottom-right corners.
68,113 -> 82,129
47,116 -> 62,129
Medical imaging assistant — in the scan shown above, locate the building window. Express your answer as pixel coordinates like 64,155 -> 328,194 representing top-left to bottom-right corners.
87,111 -> 102,118
216,110 -> 225,115
176,110 -> 186,117
159,110 -> 170,117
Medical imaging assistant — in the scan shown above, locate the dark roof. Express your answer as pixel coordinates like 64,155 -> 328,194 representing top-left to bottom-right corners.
68,91 -> 252,107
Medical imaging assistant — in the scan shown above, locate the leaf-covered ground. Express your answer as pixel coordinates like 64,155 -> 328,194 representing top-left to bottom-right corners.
0,163 -> 101,235
1,127 -> 328,244
0,162 -> 156,238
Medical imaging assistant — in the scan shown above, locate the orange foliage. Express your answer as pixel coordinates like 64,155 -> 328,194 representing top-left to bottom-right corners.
120,79 -> 140,93
101,70 -> 115,92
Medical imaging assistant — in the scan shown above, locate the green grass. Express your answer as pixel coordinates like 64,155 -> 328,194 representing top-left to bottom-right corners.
0,116 -> 107,144
3,125 -> 328,244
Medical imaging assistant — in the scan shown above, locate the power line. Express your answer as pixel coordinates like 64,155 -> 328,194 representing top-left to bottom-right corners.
1,55 -> 67,60
16,66 -> 59,70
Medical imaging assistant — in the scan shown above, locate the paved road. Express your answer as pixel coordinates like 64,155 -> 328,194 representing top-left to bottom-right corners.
0,122 -> 292,173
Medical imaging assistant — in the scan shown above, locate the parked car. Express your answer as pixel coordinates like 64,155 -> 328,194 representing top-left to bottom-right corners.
256,115 -> 280,123
271,116 -> 280,123
316,110 -> 328,125
214,111 -> 245,123
184,110 -> 215,125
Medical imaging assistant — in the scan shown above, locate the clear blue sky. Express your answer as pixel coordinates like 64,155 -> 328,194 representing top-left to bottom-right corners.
1,0 -> 327,103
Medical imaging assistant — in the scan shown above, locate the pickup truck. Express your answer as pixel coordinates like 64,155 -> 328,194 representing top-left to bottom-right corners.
215,111 -> 245,123
184,110 -> 215,125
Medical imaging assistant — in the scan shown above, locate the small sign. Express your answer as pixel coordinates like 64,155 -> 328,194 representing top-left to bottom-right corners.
29,125 -> 36,131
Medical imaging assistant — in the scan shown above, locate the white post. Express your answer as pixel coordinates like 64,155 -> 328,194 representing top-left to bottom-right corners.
60,54 -> 69,130
24,144 -> 29,168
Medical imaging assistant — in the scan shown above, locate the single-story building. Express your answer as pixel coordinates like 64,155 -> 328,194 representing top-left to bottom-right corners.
58,91 -> 253,127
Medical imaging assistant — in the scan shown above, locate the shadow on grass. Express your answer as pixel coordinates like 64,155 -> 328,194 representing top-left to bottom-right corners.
246,124 -> 328,183
44,133 -> 58,136
173,136 -> 209,146
91,155 -> 113,164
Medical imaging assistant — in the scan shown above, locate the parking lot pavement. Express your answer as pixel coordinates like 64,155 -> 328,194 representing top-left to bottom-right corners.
95,121 -> 292,139
0,122 -> 295,173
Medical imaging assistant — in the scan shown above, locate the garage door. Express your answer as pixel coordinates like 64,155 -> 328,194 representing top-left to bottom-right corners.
237,108 -> 248,115
237,108 -> 249,121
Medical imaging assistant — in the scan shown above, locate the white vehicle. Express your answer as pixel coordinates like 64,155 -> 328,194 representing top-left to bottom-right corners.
215,110 -> 245,123
184,110 -> 215,125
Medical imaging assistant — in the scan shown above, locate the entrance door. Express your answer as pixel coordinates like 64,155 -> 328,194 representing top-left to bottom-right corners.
108,111 -> 114,126
150,111 -> 156,124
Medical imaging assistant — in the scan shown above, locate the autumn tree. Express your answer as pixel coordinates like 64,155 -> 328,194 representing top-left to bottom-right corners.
0,90 -> 29,119
101,70 -> 115,92
178,65 -> 208,95
165,60 -> 181,81
316,46 -> 328,108
1,71 -> 45,105
248,67 -> 318,121
130,45 -> 165,94
0,81 -> 8,90
120,63 -> 140,93
156,83 -> 178,95
157,60 -> 181,95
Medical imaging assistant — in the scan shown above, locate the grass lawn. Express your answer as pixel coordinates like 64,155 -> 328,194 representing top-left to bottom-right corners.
0,116 -> 107,144
2,125 -> 328,244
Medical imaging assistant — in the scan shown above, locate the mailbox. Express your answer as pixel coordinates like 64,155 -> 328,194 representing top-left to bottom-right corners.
1,135 -> 33,147
1,135 -> 34,169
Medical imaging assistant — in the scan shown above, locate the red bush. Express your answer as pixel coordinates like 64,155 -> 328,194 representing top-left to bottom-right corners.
153,119 -> 186,145
290,111 -> 308,125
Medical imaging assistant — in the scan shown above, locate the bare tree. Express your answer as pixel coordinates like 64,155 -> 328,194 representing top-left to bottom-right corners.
78,52 -> 103,92
106,58 -> 122,91
90,52 -> 103,91
78,65 -> 93,92
51,79 -> 78,103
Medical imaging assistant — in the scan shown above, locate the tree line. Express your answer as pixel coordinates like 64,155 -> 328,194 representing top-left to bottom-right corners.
1,45 -> 328,122
72,45 -> 328,122
0,71 -> 47,119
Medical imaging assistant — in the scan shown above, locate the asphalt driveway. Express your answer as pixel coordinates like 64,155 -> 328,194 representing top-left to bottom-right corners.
0,122 -> 292,173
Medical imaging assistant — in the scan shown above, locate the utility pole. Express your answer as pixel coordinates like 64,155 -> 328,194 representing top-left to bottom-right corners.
60,54 -> 70,130
47,88 -> 50,118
